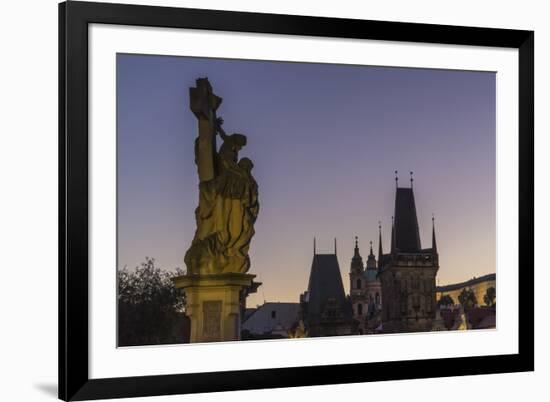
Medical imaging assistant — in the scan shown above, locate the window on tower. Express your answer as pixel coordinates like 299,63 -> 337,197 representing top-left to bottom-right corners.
356,278 -> 362,289
358,303 -> 363,316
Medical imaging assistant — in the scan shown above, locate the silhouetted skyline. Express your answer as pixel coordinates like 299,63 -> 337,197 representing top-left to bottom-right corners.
117,54 -> 496,307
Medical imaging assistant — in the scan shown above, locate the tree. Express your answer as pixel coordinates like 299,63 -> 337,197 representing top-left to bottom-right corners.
483,286 -> 496,307
458,288 -> 477,310
437,294 -> 454,308
118,257 -> 186,346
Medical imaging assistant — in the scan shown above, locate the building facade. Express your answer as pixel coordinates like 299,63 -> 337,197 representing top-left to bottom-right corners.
436,273 -> 496,306
378,183 -> 439,333
349,237 -> 382,334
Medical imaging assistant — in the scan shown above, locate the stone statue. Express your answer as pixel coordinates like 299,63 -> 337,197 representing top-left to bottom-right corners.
184,78 -> 259,275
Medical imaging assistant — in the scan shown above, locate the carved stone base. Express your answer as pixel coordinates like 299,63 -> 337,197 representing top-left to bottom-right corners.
172,272 -> 255,343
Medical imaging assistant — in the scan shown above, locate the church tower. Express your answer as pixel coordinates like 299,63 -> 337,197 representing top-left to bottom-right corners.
378,173 -> 439,333
349,237 -> 366,333
364,239 -> 382,314
349,236 -> 383,334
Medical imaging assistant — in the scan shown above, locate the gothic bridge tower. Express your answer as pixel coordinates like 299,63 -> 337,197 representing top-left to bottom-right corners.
378,173 -> 439,333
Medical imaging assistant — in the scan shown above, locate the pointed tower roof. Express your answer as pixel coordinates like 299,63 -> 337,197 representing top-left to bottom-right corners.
393,187 -> 421,252
306,252 -> 351,323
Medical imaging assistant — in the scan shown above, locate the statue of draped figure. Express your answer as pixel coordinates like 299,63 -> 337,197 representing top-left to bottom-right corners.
185,78 -> 259,275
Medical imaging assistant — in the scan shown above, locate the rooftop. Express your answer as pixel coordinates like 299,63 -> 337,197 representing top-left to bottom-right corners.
305,253 -> 352,322
394,187 -> 421,252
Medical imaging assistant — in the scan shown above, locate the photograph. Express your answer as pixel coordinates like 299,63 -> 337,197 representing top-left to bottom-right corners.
0,0 -> 540,400
116,53 -> 497,346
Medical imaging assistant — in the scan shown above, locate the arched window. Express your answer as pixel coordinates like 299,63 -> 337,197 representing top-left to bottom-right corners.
356,278 -> 362,289
375,292 -> 380,305
357,303 -> 363,316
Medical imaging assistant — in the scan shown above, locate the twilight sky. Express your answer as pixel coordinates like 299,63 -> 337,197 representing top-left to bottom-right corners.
117,53 -> 496,307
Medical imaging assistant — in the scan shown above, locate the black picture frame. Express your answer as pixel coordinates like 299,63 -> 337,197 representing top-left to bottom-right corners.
59,1 -> 534,400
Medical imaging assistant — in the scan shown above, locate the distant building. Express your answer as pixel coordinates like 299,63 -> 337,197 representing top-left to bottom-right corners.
300,240 -> 354,337
378,180 -> 439,333
435,274 -> 496,331
242,302 -> 300,339
436,273 -> 496,306
349,237 -> 382,334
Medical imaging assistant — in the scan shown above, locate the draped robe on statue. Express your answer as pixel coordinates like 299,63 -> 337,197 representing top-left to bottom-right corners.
184,131 -> 259,275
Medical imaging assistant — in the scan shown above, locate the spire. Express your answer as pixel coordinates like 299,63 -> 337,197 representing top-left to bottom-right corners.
432,214 -> 437,253
314,237 -> 316,255
350,236 -> 364,273
390,216 -> 396,254
334,238 -> 337,255
366,239 -> 377,269
378,221 -> 383,266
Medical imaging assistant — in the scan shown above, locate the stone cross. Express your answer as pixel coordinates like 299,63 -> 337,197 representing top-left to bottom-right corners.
189,78 -> 222,182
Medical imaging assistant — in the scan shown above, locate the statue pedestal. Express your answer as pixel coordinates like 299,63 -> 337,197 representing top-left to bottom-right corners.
172,272 -> 255,343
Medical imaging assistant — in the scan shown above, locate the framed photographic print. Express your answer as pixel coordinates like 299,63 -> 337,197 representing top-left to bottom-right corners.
59,1 -> 534,400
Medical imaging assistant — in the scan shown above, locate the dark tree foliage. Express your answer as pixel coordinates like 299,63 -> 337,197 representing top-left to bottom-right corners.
118,257 -> 187,346
458,288 -> 478,310
437,294 -> 454,308
483,286 -> 496,307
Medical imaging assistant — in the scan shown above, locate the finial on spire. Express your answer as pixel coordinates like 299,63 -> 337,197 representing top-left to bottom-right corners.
395,170 -> 398,188
410,171 -> 414,188
369,240 -> 373,255
355,236 -> 358,249
334,238 -> 337,255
